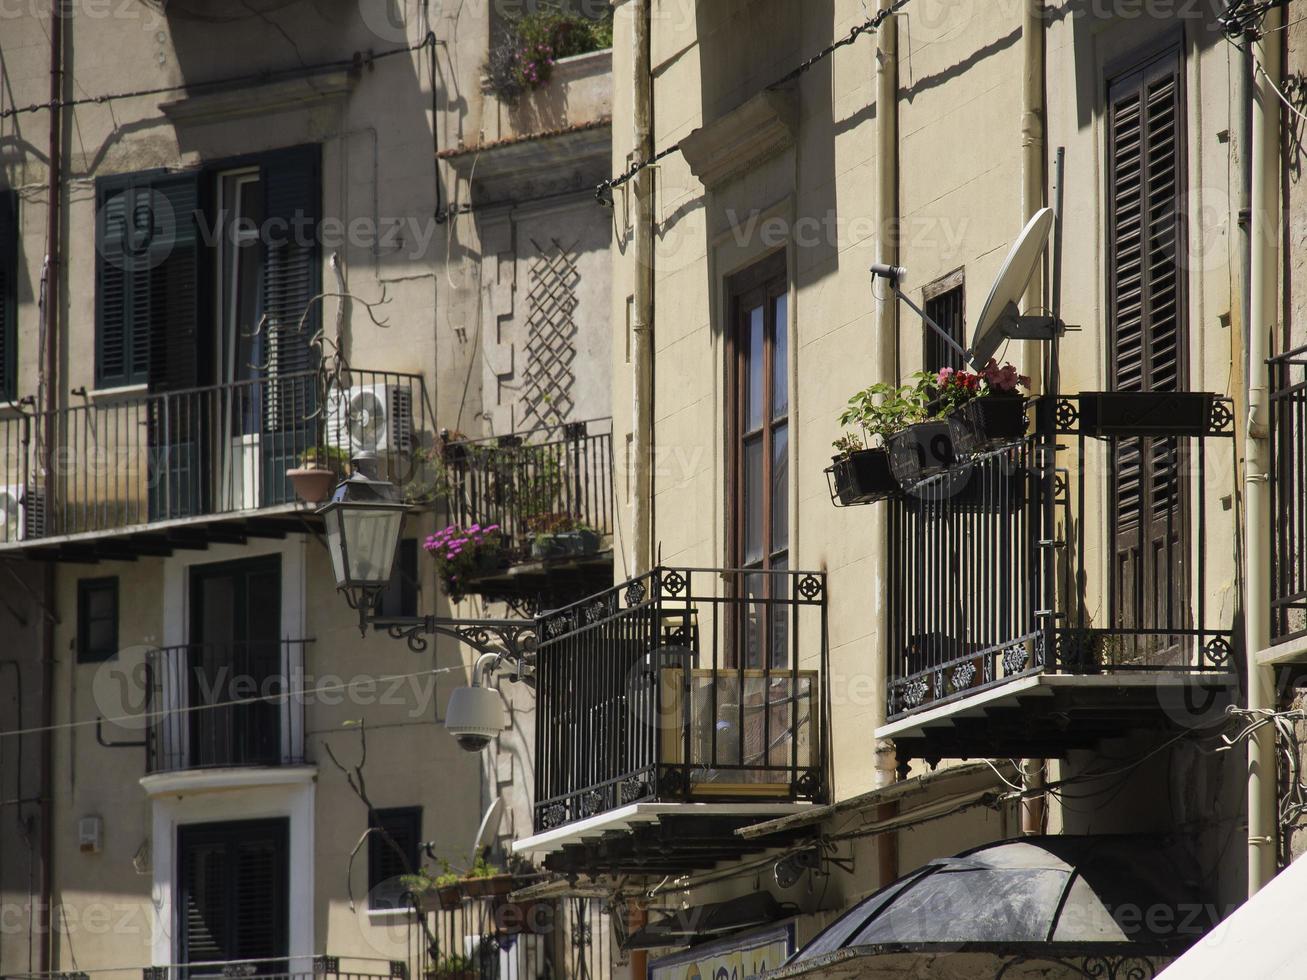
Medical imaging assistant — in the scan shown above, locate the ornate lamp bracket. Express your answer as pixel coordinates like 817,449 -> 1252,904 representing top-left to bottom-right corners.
369,613 -> 538,664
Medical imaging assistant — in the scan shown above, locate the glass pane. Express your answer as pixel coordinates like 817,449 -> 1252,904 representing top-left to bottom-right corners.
772,294 -> 788,419
743,437 -> 763,565
770,557 -> 789,669
742,571 -> 765,668
746,305 -> 764,432
771,424 -> 788,554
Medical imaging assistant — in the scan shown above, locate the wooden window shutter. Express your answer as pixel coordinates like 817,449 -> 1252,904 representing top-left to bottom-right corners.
179,820 -> 288,971
368,807 -> 422,909
1107,48 -> 1186,396
260,145 -> 321,385
95,172 -> 201,390
0,190 -> 17,402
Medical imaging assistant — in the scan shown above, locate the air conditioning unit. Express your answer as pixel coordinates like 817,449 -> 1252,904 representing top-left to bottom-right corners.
0,484 -> 44,543
327,384 -> 414,455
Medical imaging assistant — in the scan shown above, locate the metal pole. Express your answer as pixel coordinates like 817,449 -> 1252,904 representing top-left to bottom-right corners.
630,0 -> 654,575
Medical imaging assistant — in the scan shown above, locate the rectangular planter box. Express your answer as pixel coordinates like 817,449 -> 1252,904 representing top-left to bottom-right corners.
948,396 -> 1028,454
827,448 -> 899,506
888,422 -> 957,487
1077,391 -> 1216,438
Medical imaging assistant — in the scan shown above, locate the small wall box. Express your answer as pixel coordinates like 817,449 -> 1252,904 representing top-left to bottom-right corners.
79,816 -> 103,854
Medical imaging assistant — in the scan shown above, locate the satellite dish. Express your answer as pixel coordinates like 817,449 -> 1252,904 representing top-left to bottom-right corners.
967,207 -> 1056,370
471,797 -> 505,863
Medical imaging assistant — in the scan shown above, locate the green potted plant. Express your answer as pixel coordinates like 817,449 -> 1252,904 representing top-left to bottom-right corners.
827,381 -> 924,506
947,360 -> 1031,453
527,512 -> 600,559
425,952 -> 476,980
424,524 -> 506,601
459,850 -> 515,899
287,445 -> 350,504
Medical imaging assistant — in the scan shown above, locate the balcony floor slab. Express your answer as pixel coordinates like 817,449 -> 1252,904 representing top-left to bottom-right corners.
515,802 -> 813,877
140,764 -> 318,798
879,671 -> 1239,764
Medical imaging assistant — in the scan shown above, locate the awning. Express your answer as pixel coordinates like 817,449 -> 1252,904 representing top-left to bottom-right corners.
1158,854 -> 1307,979
770,835 -> 1214,979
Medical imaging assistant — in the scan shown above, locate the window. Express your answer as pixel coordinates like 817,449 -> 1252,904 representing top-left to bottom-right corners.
727,252 -> 789,668
374,538 -> 419,619
368,807 -> 422,911
0,189 -> 16,403
77,577 -> 118,663
923,278 -> 965,374
1106,42 -> 1189,643
178,819 -> 288,972
94,145 -> 321,393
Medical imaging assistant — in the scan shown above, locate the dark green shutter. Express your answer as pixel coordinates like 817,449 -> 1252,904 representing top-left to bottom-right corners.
259,145 -> 321,504
95,172 -> 201,390
0,190 -> 16,402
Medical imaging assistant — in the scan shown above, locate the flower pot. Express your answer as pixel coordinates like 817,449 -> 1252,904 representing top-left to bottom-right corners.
286,465 -> 339,504
426,971 -> 476,980
435,884 -> 464,910
563,529 -> 601,556
827,448 -> 898,506
948,396 -> 1028,454
461,874 -> 516,899
531,534 -> 568,560
1077,391 -> 1217,438
887,422 -> 957,486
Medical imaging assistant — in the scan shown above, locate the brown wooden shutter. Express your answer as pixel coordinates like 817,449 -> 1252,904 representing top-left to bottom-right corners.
1106,45 -> 1189,643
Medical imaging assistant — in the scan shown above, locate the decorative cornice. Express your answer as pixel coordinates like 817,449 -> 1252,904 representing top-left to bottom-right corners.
161,71 -> 356,126
679,88 -> 798,190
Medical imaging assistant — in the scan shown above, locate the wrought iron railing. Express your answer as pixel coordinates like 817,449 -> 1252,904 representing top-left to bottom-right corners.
0,368 -> 432,545
1271,344 -> 1307,644
887,395 -> 1237,719
532,567 -> 828,833
145,640 -> 311,774
424,891 -> 612,980
441,418 -> 614,562
134,955 -> 406,980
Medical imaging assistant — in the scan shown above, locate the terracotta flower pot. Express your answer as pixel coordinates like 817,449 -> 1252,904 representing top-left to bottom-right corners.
460,874 -> 516,899
287,465 -> 339,504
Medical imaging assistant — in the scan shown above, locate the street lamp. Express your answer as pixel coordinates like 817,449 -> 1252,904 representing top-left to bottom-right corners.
318,452 -> 408,631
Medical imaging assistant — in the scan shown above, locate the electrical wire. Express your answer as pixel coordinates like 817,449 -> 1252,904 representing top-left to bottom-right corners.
0,33 -> 439,122
1255,57 -> 1307,128
0,663 -> 471,742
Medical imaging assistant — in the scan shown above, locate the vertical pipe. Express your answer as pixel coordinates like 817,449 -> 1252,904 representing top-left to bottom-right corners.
38,0 -> 63,971
872,0 -> 901,888
1246,6 -> 1281,895
1019,0 -> 1047,838
630,0 -> 654,575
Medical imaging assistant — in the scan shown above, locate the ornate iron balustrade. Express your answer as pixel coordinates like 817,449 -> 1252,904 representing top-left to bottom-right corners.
441,418 -> 614,562
532,567 -> 829,833
135,955 -> 406,980
1271,344 -> 1307,643
0,368 -> 432,545
145,640 -> 312,774
887,395 -> 1237,719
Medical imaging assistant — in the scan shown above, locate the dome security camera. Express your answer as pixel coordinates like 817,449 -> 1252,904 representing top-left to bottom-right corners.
445,684 -> 506,752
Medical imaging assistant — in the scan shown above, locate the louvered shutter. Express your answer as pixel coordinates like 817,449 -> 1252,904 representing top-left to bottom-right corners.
1106,48 -> 1189,643
0,191 -> 16,402
368,807 -> 421,910
259,145 -> 321,504
179,821 -> 288,974
95,172 -> 202,390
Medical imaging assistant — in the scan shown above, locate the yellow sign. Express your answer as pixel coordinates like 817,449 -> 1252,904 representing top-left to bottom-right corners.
649,926 -> 793,980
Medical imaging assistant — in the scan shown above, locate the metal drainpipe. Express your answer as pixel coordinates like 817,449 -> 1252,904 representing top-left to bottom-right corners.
1245,5 -> 1281,896
1020,0 -> 1047,838
630,0 -> 654,575
39,0 -> 63,971
872,0 -> 901,888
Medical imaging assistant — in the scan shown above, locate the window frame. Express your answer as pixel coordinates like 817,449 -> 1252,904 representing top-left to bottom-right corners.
0,189 -> 17,403
922,272 -> 965,375
76,576 -> 119,664
368,806 -> 423,911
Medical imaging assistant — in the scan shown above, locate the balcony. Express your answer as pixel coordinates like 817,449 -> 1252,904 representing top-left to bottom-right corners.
517,566 -> 828,876
144,640 -> 310,775
146,955 -> 405,980
0,368 -> 431,561
880,394 -> 1239,764
441,418 -> 614,610
1271,345 -> 1307,647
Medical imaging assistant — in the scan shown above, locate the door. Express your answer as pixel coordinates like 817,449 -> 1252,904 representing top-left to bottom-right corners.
189,557 -> 282,767
178,819 -> 288,977
1106,45 -> 1190,662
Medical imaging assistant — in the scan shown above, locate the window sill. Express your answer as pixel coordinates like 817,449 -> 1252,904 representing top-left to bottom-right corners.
88,384 -> 149,403
366,907 -> 418,922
